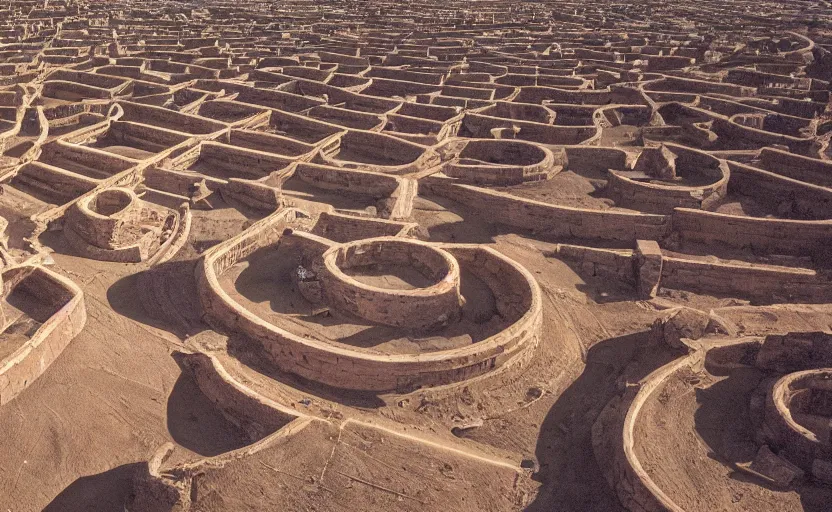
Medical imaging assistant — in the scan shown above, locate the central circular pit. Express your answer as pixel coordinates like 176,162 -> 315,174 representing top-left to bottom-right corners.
89,188 -> 134,217
320,237 -> 463,330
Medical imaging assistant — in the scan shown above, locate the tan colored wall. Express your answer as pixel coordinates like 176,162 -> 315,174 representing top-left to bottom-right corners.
462,112 -> 598,145
554,244 -> 636,284
728,161 -> 832,220
320,238 -> 463,330
421,178 -> 671,242
196,209 -> 542,392
0,266 -> 86,406
661,257 -> 832,304
758,147 -> 832,188
179,352 -> 298,440
672,208 -> 832,255
310,212 -> 414,242
606,169 -> 728,214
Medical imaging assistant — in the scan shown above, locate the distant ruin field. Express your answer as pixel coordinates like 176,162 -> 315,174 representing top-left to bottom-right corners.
0,0 -> 831,510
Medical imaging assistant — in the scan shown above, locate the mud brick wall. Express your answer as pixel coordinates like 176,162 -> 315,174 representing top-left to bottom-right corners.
421,179 -> 671,242
592,391 -> 674,512
0,267 -> 86,406
118,101 -> 226,134
68,190 -> 141,249
565,146 -> 628,174
661,257 -> 832,303
515,86 -> 613,105
110,120 -> 191,149
555,244 -> 636,285
714,118 -> 819,156
182,352 -> 297,440
310,212 -> 408,242
64,226 -> 146,262
42,81 -> 113,101
320,240 -> 462,329
47,69 -> 127,89
223,178 -> 282,210
648,76 -> 754,97
606,170 -> 728,214
727,162 -> 832,220
144,166 -> 224,197
672,208 -> 832,255
758,147 -> 832,188
646,55 -> 695,71
338,129 -> 430,165
463,113 -> 598,145
197,214 -> 541,392
444,139 -> 555,185
764,370 -> 832,471
366,66 -> 444,84
294,163 -> 401,197
233,84 -> 325,112
200,142 -> 294,177
20,162 -> 98,196
227,129 -> 315,158
449,246 -> 533,320
43,141 -> 136,174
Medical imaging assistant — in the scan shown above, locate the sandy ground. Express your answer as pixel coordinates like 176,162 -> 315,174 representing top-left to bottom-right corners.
0,165 -> 828,512
0,5 -> 829,511
633,366 -> 832,512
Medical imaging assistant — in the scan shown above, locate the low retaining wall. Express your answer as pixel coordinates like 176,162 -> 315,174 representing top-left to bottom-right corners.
461,112 -> 598,145
552,244 -> 636,284
551,236 -> 832,303
607,168 -> 728,215
178,351 -> 300,440
592,352 -> 693,512
310,211 -> 415,242
728,161 -> 832,220
661,257 -> 832,304
421,177 -> 671,242
0,265 -> 86,405
673,208 -> 832,256
442,139 -> 557,185
765,369 -> 832,471
757,147 -> 832,188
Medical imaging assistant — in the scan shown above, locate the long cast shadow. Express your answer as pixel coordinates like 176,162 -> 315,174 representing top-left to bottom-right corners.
166,354 -> 251,456
695,350 -> 832,512
44,462 -> 142,512
526,331 -> 681,511
107,258 -> 207,339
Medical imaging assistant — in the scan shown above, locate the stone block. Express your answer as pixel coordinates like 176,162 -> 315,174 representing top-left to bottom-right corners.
634,239 -> 662,299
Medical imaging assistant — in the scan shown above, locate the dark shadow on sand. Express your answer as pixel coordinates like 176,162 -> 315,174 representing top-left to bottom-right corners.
107,259 -> 207,339
526,331 -> 680,511
166,354 -> 251,457
44,462 -> 142,512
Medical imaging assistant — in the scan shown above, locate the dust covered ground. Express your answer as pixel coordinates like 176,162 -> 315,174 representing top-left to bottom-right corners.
0,0 -> 831,511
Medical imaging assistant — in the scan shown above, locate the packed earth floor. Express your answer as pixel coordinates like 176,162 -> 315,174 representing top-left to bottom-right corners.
1,0 -> 832,510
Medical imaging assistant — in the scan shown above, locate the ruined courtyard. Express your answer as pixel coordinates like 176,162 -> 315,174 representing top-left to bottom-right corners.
1,0 -> 832,510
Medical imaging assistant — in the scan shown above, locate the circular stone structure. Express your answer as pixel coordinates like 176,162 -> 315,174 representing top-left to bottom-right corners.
594,334 -> 832,512
443,139 -> 557,185
197,208 -> 542,392
320,237 -> 463,330
64,186 -> 182,263
68,187 -> 142,249
765,369 -> 832,470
